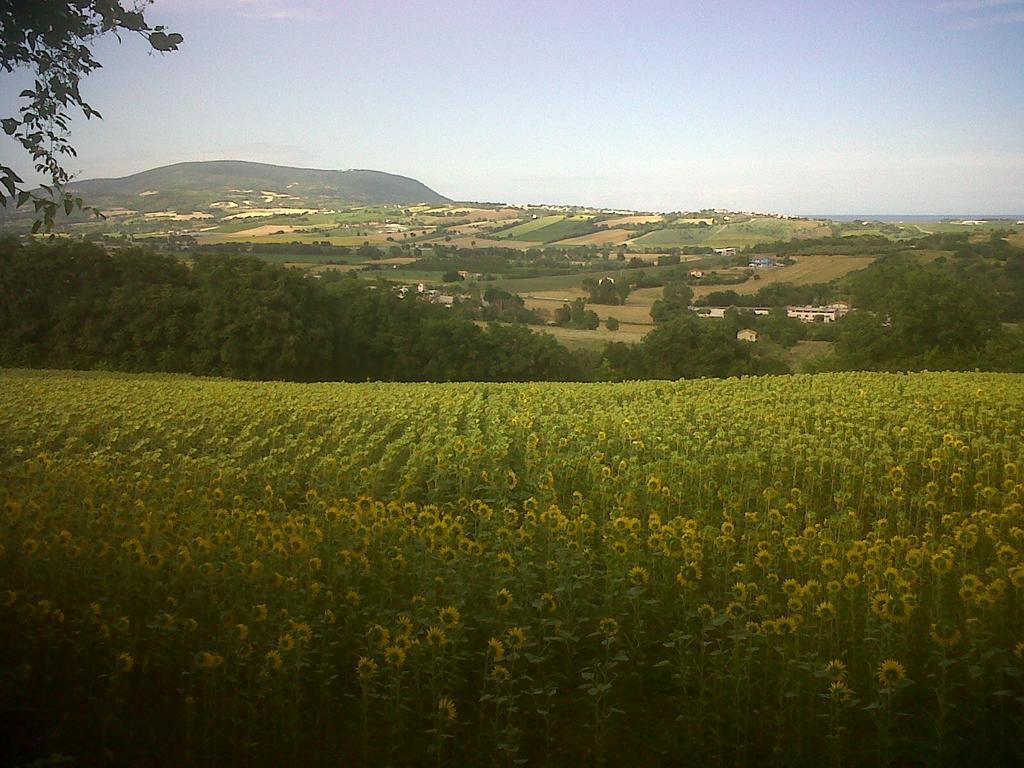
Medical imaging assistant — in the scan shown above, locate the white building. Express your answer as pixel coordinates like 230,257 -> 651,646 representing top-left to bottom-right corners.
692,306 -> 772,318
786,303 -> 851,323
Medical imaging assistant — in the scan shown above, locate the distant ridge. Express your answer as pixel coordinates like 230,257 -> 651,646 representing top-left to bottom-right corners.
64,160 -> 450,209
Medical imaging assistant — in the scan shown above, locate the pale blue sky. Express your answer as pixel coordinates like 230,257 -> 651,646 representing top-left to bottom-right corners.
2,0 -> 1022,213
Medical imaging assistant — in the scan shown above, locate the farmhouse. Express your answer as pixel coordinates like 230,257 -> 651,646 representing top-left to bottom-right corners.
713,247 -> 738,257
786,303 -> 851,323
692,306 -> 772,318
689,269 -> 704,279
748,256 -> 777,268
737,329 -> 760,342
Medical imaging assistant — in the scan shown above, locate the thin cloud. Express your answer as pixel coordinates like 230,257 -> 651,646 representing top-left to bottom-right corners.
953,9 -> 1024,26
155,0 -> 337,21
930,0 -> 1024,28
933,0 -> 1022,10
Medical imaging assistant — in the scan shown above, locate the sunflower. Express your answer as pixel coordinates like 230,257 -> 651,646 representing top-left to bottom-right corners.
197,651 -> 223,670
870,591 -> 892,619
496,588 -> 513,611
629,566 -> 650,586
383,644 -> 406,668
369,624 -> 391,647
1008,566 -> 1024,590
599,617 -> 619,638
264,650 -> 283,672
929,623 -> 961,649
496,552 -> 516,569
487,637 -> 506,661
437,697 -> 458,723
775,616 -> 798,635
438,606 -> 461,627
877,659 -> 907,688
490,664 -> 510,683
815,601 -> 836,621
828,680 -> 854,704
425,626 -> 448,649
931,551 -> 954,575
507,626 -> 527,650
824,659 -> 847,681
356,656 -> 378,682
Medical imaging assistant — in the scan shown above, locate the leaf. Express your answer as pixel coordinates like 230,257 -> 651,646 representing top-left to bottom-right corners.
2,118 -> 18,135
149,31 -> 183,52
64,197 -> 74,216
18,190 -> 31,207
120,11 -> 148,31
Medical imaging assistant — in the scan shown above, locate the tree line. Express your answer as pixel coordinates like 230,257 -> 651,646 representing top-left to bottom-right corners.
4,238 -> 1023,383
0,240 -> 588,382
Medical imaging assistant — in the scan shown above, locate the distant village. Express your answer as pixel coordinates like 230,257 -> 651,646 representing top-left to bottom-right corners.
391,248 -> 854,331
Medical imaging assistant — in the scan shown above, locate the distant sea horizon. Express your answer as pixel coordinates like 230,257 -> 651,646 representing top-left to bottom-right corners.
804,214 -> 1024,222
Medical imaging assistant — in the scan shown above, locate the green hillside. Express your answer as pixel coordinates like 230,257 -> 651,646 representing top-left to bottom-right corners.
62,160 -> 450,210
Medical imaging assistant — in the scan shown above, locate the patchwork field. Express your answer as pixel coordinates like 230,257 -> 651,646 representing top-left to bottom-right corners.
489,259 -> 721,294
494,215 -> 565,239
555,228 -> 633,246
522,292 -> 660,327
3,369 -> 1023,766
631,226 -> 716,247
691,254 -> 877,298
600,215 -> 664,226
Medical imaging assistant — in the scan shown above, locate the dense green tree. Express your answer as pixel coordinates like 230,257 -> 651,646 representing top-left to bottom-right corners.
1,0 -> 181,229
650,282 -> 694,323
0,239 -> 588,382
555,298 -> 600,330
584,276 -> 628,304
832,261 -> 1006,370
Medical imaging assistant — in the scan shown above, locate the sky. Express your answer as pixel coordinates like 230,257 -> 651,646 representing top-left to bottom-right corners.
2,0 -> 1023,214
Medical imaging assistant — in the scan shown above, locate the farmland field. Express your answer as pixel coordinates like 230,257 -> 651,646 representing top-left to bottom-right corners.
522,217 -> 601,243
2,368 -> 1023,767
493,215 -> 564,240
548,228 -> 632,246
522,292 -> 660,327
691,254 -> 877,298
489,257 -> 723,294
475,321 -> 647,351
631,226 -> 715,247
704,218 -> 794,247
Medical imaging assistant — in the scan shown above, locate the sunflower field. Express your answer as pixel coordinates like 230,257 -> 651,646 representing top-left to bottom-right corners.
1,368 -> 1023,767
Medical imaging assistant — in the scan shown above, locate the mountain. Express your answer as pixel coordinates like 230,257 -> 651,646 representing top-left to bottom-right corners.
63,160 -> 450,210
